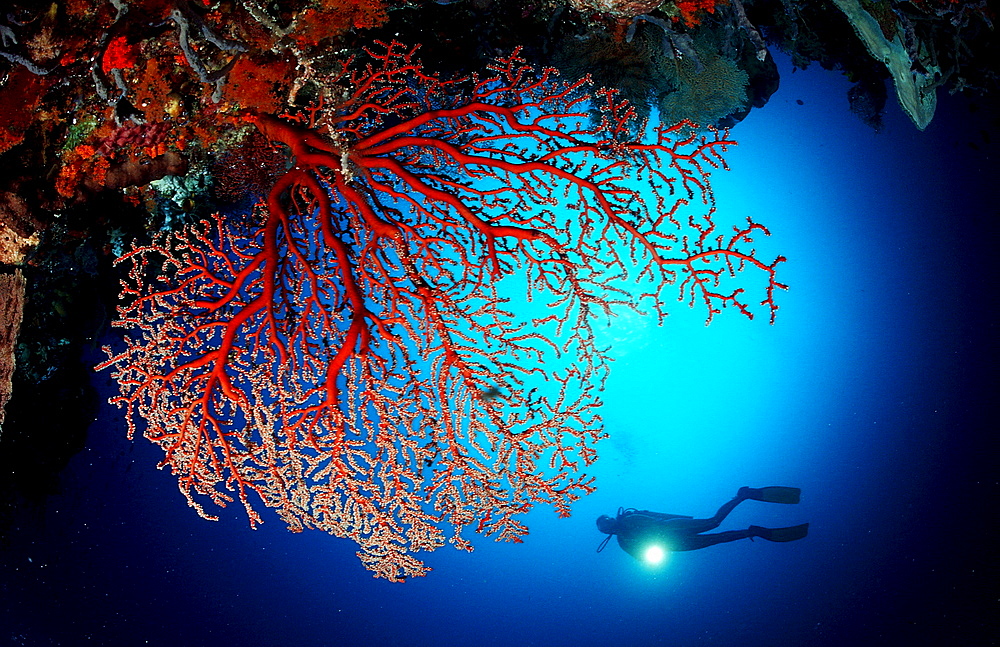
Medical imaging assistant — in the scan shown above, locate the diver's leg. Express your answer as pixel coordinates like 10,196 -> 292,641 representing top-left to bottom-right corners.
662,492 -> 746,534
672,529 -> 753,551
709,492 -> 748,525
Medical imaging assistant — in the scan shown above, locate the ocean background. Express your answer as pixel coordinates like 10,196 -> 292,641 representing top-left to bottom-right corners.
2,53 -> 996,646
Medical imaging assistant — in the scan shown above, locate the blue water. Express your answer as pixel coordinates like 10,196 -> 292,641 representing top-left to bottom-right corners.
2,55 -> 997,645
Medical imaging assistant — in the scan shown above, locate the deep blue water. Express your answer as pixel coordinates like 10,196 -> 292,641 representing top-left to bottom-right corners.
2,55 -> 997,646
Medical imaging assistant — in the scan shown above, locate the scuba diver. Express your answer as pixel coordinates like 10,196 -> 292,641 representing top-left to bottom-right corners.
596,486 -> 809,564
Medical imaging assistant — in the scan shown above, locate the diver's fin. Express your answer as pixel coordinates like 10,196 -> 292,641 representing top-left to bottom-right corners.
739,486 -> 801,504
749,523 -> 809,542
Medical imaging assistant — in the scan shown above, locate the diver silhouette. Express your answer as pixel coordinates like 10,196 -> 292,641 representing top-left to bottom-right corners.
596,486 -> 809,563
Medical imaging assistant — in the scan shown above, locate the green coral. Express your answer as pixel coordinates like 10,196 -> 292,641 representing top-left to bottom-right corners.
61,115 -> 99,151
657,36 -> 750,128
551,26 -> 674,124
549,18 -> 754,130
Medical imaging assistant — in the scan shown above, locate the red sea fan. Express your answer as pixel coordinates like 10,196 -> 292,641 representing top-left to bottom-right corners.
99,42 -> 784,581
